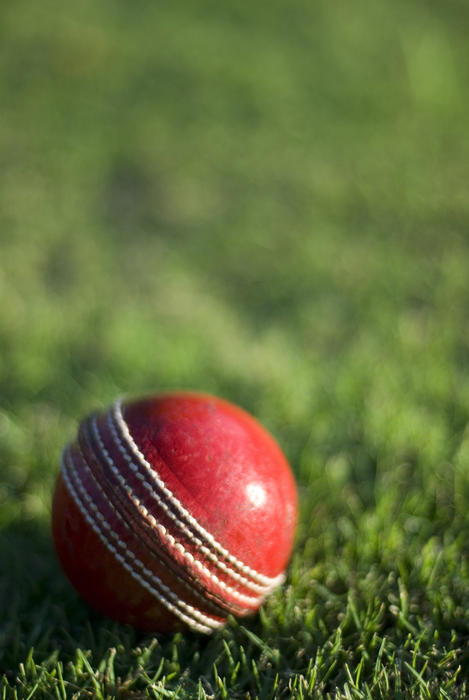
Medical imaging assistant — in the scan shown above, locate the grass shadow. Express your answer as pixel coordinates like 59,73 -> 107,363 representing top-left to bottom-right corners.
0,516 -> 219,684
0,517 -> 135,674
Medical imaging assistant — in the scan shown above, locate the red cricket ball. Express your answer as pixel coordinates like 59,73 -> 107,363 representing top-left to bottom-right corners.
52,392 -> 298,634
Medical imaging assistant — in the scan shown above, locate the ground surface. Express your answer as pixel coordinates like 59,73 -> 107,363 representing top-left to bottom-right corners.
1,1 -> 469,697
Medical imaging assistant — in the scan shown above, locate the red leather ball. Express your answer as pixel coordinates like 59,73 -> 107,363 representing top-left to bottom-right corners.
52,392 -> 298,634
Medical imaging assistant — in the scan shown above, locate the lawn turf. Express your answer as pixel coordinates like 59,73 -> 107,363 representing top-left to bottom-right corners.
1,0 -> 469,697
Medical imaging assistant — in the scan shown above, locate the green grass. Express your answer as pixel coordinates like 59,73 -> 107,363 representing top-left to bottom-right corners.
2,0 -> 469,696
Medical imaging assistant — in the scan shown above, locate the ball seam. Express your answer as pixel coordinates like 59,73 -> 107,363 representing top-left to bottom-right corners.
81,418 -> 249,615
61,446 -> 223,634
95,412 -> 274,605
113,398 -> 285,589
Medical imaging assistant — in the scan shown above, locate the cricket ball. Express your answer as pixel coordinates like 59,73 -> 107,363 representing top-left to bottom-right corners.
52,392 -> 297,634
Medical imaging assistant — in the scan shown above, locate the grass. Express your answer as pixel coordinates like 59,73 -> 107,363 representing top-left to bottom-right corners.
1,0 -> 469,696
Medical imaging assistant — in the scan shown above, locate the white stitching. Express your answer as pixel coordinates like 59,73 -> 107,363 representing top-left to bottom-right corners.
112,399 -> 285,589
84,417 -> 254,613
75,433 -> 227,615
61,446 -> 222,634
62,446 -> 222,633
92,414 -> 273,605
95,415 -> 267,605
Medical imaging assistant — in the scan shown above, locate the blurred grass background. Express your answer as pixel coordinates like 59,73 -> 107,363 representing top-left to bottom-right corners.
2,0 -> 469,697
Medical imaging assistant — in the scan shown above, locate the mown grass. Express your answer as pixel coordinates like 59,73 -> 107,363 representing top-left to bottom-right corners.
1,0 -> 469,697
